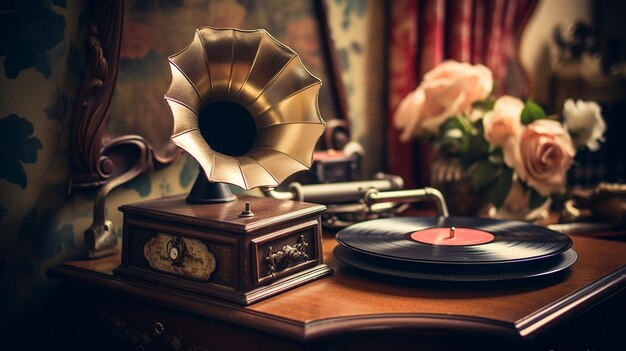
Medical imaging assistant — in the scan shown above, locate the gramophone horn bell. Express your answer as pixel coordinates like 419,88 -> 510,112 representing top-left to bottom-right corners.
164,27 -> 325,190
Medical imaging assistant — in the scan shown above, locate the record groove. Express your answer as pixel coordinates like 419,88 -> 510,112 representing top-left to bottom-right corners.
336,217 -> 572,265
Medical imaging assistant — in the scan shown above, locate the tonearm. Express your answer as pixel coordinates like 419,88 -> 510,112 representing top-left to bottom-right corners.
264,174 -> 449,228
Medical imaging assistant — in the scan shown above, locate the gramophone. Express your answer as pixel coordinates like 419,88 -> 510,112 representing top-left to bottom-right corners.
114,28 -> 332,304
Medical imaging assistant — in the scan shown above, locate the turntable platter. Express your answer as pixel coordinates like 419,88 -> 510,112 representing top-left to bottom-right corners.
334,216 -> 577,281
334,245 -> 577,282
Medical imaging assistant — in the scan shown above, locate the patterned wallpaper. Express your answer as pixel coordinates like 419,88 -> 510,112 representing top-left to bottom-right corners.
326,0 -> 385,174
1,0 -> 88,331
0,0 -> 382,345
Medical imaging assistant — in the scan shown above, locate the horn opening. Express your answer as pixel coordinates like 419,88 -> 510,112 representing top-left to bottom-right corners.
198,101 -> 257,157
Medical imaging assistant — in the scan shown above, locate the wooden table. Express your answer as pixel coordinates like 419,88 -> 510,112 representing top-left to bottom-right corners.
49,233 -> 626,350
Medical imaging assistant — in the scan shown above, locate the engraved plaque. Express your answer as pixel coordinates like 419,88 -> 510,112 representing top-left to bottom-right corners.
143,234 -> 216,281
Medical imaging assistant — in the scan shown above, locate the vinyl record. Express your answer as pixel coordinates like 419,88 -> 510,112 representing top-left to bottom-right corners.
333,245 -> 578,282
336,217 -> 572,265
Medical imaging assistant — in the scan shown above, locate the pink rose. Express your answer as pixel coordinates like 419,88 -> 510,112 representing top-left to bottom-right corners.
482,96 -> 524,146
394,61 -> 493,140
503,120 -> 576,196
393,88 -> 426,141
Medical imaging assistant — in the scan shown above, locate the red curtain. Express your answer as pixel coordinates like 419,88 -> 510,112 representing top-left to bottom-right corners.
387,0 -> 538,187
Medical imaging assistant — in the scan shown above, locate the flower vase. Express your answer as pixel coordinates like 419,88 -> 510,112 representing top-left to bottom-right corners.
429,155 -> 489,217
487,179 -> 551,223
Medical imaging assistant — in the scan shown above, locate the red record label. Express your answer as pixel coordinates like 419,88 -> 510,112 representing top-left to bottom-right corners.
410,227 -> 495,246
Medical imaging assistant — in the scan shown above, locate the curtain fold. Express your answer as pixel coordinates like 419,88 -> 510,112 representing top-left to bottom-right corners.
386,0 -> 538,186
387,0 -> 419,186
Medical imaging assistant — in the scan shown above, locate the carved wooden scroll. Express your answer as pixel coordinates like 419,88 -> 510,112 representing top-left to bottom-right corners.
70,0 -> 179,258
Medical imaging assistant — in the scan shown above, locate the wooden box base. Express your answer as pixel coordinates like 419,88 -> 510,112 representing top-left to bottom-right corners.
114,195 -> 333,304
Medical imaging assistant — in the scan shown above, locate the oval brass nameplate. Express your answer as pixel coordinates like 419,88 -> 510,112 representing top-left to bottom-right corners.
143,234 -> 216,281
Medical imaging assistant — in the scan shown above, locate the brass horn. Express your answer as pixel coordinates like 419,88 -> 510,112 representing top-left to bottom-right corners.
164,27 -> 325,203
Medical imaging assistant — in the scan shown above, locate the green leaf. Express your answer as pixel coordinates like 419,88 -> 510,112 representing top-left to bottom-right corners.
438,118 -> 466,154
488,148 -> 504,164
465,121 -> 489,160
470,160 -> 502,190
472,98 -> 496,111
487,167 -> 513,209
529,188 -> 548,210
521,100 -> 546,125
441,116 -> 467,134
456,115 -> 473,134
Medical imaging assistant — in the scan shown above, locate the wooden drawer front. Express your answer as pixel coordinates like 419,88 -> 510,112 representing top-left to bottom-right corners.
252,219 -> 321,286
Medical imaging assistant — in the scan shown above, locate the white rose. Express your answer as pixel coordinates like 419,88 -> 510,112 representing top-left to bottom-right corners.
562,99 -> 605,151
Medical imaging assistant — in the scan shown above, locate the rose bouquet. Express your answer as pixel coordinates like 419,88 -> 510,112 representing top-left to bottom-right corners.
394,60 -> 606,219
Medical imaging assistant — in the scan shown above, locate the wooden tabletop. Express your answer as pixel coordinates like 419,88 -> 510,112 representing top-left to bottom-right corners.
51,232 -> 626,343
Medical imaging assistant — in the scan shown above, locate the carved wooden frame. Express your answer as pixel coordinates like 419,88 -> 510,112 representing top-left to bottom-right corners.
70,0 -> 180,191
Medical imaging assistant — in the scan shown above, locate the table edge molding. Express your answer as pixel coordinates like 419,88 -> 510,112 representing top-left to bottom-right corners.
515,265 -> 626,339
303,313 -> 519,341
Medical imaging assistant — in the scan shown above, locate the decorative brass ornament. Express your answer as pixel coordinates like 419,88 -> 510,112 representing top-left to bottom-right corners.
266,235 -> 309,277
165,27 -> 326,190
143,234 -> 216,281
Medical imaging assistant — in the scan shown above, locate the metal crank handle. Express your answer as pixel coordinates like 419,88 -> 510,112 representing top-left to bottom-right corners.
365,187 -> 449,218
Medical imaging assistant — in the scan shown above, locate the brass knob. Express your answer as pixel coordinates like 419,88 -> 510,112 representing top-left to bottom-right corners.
154,321 -> 166,335
239,201 -> 254,217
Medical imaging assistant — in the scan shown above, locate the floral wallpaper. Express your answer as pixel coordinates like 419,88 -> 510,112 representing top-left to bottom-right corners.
0,0 -> 383,347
